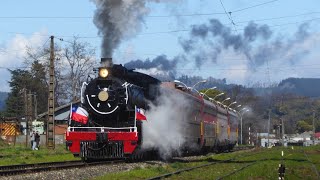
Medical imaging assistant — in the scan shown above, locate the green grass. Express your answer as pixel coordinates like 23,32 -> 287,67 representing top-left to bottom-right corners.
95,145 -> 320,180
0,144 -> 80,166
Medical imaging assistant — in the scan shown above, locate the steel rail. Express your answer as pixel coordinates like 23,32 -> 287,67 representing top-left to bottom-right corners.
216,159 -> 265,180
147,158 -> 235,180
0,160 -> 82,171
303,150 -> 320,179
232,145 -> 255,151
147,148 -> 258,180
0,159 -> 124,176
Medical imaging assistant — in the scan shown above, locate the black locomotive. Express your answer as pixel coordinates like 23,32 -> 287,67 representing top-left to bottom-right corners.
82,58 -> 159,127
66,58 -> 239,160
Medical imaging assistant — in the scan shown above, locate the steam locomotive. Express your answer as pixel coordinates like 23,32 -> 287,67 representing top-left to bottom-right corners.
66,58 -> 239,160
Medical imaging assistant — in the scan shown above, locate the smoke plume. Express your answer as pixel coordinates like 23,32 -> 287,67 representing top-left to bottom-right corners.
142,87 -> 192,159
124,55 -> 179,79
91,0 -> 178,59
91,0 -> 151,58
180,19 -> 311,69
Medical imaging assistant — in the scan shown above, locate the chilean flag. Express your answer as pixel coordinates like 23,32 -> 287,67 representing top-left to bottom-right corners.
136,107 -> 147,121
71,105 -> 89,124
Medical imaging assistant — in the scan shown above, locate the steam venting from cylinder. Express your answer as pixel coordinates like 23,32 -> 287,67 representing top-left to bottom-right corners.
101,57 -> 113,67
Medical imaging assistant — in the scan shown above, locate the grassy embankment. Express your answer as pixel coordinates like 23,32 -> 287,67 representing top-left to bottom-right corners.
0,141 -> 79,166
95,145 -> 320,180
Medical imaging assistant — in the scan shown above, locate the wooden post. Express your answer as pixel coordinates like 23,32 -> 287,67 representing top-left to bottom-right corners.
24,88 -> 28,148
313,111 -> 315,145
27,91 -> 33,148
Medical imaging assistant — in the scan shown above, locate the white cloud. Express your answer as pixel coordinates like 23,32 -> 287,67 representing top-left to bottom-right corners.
0,31 -> 47,92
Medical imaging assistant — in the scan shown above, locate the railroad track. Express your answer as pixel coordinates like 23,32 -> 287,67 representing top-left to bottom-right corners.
303,150 -> 320,179
147,158 -> 238,180
232,145 -> 255,151
0,147 -> 256,177
147,149 -> 260,180
216,158 -> 265,180
0,159 -> 124,176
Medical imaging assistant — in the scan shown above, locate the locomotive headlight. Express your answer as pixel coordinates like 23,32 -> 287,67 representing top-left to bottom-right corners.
99,68 -> 109,78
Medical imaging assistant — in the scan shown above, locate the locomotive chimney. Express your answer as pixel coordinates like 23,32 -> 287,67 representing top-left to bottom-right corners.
101,58 -> 113,67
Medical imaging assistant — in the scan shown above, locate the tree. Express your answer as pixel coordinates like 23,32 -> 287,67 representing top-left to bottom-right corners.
5,69 -> 33,117
296,120 -> 313,133
4,61 -> 48,117
29,61 -> 48,114
63,38 -> 97,101
199,88 -> 227,102
24,42 -> 64,106
24,37 -> 97,105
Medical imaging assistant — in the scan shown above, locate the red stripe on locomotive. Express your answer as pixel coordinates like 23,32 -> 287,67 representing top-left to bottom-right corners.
66,131 -> 138,155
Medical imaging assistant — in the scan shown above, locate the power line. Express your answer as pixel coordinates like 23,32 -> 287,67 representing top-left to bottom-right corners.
0,36 -> 51,55
56,37 -> 74,45
219,0 -> 238,32
0,13 -> 227,19
0,0 -> 281,20
0,66 -> 28,70
5,31 -> 51,37
0,16 -> 92,19
2,16 -> 320,39
40,37 -> 50,48
258,17 -> 320,27
232,0 -> 280,13
0,1 -> 281,20
175,65 -> 320,71
235,17 -> 320,30
235,12 -> 320,24
148,12 -> 225,17
0,12 -> 228,20
2,29 -> 192,39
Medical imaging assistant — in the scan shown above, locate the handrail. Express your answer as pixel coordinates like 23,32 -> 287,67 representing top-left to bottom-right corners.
67,126 -> 137,133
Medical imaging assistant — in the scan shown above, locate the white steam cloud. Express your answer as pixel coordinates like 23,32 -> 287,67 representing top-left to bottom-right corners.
142,87 -> 192,159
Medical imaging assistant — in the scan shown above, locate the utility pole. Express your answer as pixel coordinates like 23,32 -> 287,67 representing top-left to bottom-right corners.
47,35 -> 55,149
248,126 -> 251,145
239,109 -> 249,145
24,88 -> 28,148
280,96 -> 284,146
27,90 -> 33,133
240,115 -> 243,144
24,90 -> 33,148
281,118 -> 284,146
313,111 -> 315,145
28,91 -> 33,147
34,93 -> 37,119
267,109 -> 271,147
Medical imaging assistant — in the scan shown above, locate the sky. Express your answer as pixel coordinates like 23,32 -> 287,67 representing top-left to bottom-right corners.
0,0 -> 320,92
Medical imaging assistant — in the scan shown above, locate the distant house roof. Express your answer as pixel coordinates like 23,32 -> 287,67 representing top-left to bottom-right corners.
315,132 -> 320,139
37,100 -> 81,121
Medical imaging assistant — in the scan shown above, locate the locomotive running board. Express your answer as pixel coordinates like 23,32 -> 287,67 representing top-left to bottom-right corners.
67,126 -> 137,136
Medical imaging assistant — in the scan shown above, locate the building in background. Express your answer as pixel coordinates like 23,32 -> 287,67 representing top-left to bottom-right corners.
0,119 -> 20,144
